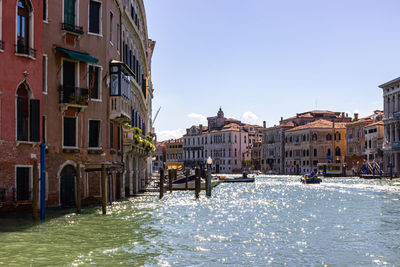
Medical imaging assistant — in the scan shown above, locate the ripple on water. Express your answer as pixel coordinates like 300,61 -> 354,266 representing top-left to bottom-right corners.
1,176 -> 400,265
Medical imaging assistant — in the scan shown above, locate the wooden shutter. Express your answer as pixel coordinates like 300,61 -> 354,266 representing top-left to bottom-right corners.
89,1 -> 100,34
110,122 -> 114,149
29,99 -> 40,142
89,120 -> 100,147
17,97 -> 25,141
17,167 -> 30,201
117,125 -> 121,150
63,117 -> 76,147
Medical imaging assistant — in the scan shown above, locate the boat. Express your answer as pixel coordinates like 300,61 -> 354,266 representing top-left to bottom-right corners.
171,174 -> 196,184
301,173 -> 322,184
219,173 -> 255,183
170,179 -> 221,190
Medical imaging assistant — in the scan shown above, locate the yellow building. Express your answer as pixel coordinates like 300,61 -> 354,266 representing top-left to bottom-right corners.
285,119 -> 348,174
165,138 -> 184,170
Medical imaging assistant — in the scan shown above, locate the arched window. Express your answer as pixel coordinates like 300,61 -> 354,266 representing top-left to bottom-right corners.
16,0 -> 33,56
312,133 -> 318,141
314,148 -> 317,157
327,149 -> 331,156
335,132 -> 341,141
16,83 -> 40,142
326,134 -> 332,141
335,147 -> 341,156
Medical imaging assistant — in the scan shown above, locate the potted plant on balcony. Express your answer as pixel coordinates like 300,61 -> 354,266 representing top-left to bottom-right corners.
78,95 -> 86,105
69,92 -> 77,104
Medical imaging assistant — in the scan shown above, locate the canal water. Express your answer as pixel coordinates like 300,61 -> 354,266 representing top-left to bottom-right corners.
1,176 -> 400,266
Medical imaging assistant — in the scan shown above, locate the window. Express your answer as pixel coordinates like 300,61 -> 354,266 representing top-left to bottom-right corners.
63,117 -> 77,147
43,0 -> 48,21
312,133 -> 317,141
89,0 -> 101,34
88,65 -> 100,100
117,125 -> 121,150
89,120 -> 100,148
109,12 -> 113,43
16,167 -> 30,201
63,0 -> 78,27
335,147 -> 341,156
326,134 -> 332,141
110,122 -> 114,149
42,54 -> 47,93
17,0 -> 33,56
314,149 -> 317,157
16,83 -> 40,142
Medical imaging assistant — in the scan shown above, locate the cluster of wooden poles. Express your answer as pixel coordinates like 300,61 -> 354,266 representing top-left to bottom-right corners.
158,168 -> 212,199
32,162 -> 120,219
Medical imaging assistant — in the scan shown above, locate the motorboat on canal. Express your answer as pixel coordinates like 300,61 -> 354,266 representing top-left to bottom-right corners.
301,172 -> 322,184
219,173 -> 255,183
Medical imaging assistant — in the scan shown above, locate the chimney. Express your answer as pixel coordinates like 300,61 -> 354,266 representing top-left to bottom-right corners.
341,112 -> 345,117
346,113 -> 348,117
199,124 -> 203,132
280,117 -> 283,121
263,121 -> 266,128
296,113 -> 299,118
354,113 -> 359,121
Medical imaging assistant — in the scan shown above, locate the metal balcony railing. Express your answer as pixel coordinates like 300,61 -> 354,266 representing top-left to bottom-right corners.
59,85 -> 89,106
15,43 -> 36,57
61,23 -> 84,35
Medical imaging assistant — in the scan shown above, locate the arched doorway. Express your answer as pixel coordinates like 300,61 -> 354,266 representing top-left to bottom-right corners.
60,165 -> 76,207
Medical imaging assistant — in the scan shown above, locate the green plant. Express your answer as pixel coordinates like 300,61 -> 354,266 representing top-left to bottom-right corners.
78,95 -> 86,102
69,92 -> 77,101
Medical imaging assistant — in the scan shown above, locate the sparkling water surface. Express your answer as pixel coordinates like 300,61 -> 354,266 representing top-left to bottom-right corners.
1,176 -> 400,266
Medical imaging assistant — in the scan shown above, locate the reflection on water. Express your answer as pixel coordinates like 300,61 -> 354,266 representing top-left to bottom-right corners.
0,176 -> 400,266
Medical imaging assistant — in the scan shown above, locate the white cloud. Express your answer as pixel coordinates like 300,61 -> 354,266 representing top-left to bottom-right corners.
156,129 -> 185,141
187,113 -> 207,123
242,111 -> 260,123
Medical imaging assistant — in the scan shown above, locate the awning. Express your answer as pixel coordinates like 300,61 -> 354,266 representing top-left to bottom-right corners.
56,47 -> 98,63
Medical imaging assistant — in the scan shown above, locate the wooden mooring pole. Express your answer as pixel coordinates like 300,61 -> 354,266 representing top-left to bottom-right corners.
168,169 -> 173,193
159,168 -> 164,199
101,164 -> 107,214
185,169 -> 190,190
195,168 -> 200,198
206,169 -> 212,197
32,160 -> 39,219
76,163 -> 81,214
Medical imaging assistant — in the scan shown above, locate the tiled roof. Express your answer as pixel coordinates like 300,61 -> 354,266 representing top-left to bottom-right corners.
365,121 -> 384,128
287,119 -> 348,131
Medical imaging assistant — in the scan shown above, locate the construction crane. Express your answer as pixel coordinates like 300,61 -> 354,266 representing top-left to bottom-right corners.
152,107 -> 161,125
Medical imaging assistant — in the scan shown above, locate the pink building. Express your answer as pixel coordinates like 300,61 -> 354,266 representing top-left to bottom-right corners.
0,0 -> 43,209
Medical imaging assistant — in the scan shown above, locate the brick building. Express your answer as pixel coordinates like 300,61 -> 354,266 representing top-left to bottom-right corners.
0,0 -> 43,209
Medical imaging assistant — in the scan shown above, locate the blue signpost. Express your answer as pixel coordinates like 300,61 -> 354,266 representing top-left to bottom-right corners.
40,141 -> 46,220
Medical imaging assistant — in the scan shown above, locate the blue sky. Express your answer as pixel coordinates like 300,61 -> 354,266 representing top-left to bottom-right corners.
144,0 -> 400,141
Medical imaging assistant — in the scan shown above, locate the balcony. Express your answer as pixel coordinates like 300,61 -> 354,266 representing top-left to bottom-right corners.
110,96 -> 131,123
59,85 -> 89,107
0,40 -> 4,50
61,23 -> 84,35
15,43 -> 36,58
